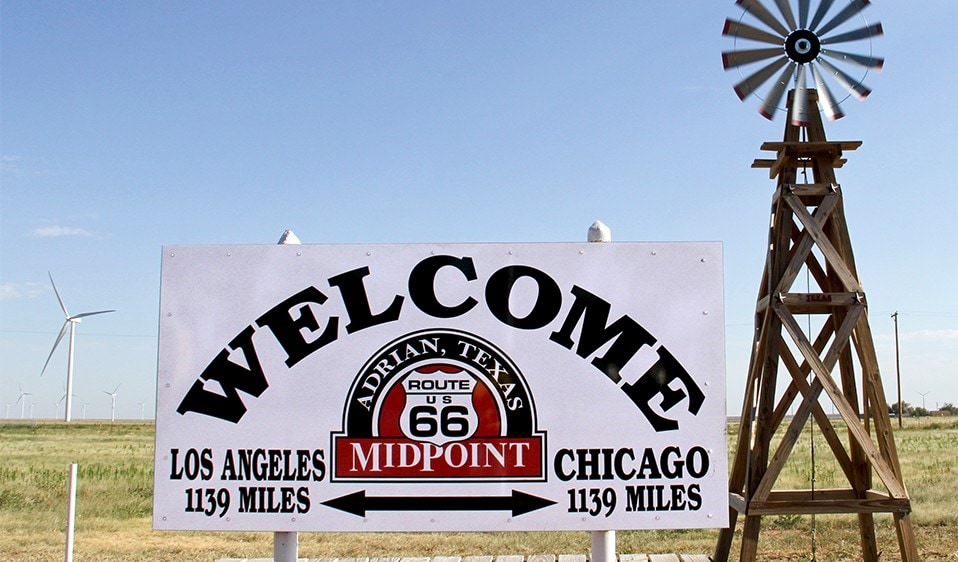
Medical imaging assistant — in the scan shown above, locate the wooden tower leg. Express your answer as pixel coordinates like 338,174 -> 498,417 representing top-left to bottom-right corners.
713,90 -> 918,561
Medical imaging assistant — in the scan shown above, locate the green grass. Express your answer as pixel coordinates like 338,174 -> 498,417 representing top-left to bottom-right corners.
1,419 -> 956,561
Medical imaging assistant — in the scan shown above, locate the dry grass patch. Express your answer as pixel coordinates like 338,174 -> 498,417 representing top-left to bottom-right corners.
2,419 -> 955,561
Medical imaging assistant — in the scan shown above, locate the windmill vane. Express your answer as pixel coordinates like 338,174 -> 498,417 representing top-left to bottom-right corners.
723,0 -> 883,125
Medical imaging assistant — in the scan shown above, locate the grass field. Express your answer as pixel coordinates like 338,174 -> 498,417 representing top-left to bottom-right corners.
1,419 -> 956,561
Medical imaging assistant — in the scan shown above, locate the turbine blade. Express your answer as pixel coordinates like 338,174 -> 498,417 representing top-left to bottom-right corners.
48,272 -> 69,317
723,47 -> 784,70
791,64 -> 810,126
41,322 -> 70,376
817,0 -> 870,37
818,56 -> 871,99
736,0 -> 790,37
822,49 -> 884,71
723,18 -> 786,46
811,62 -> 845,120
773,0 -> 797,31
759,61 -> 796,120
798,0 -> 810,29
822,22 -> 883,45
734,55 -> 790,100
809,0 -> 836,31
72,309 -> 116,320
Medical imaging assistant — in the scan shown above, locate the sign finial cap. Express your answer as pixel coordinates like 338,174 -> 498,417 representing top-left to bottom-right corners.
277,230 -> 302,245
587,220 -> 612,243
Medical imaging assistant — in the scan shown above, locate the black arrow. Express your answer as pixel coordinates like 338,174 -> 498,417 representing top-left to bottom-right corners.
322,489 -> 556,518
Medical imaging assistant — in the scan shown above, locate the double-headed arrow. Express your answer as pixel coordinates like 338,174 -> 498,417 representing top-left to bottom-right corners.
322,489 -> 556,518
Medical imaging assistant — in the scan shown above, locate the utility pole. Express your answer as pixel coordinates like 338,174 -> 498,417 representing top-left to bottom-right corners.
892,311 -> 902,427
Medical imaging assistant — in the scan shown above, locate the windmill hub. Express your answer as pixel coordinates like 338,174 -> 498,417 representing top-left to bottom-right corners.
785,29 -> 820,64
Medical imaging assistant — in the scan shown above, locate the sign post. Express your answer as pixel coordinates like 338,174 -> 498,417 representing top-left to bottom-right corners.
587,220 -> 614,562
153,240 -> 727,540
274,230 -> 300,562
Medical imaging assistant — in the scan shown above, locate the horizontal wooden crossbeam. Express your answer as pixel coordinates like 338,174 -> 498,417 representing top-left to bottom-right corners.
759,140 -> 862,153
730,489 -> 912,516
757,292 -> 866,314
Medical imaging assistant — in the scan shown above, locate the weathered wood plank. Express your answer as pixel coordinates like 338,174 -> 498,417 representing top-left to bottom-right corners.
618,554 -> 650,562
759,140 -> 862,152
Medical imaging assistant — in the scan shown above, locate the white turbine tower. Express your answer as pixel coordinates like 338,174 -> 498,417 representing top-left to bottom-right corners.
41,273 -> 115,422
104,384 -> 120,422
15,385 -> 31,419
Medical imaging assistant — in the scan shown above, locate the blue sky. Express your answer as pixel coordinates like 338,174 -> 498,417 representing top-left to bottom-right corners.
1,1 -> 956,421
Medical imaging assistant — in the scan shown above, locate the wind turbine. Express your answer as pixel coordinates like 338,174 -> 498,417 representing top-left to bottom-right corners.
104,384 -> 120,422
15,385 -> 31,419
41,273 -> 115,422
55,386 -> 78,420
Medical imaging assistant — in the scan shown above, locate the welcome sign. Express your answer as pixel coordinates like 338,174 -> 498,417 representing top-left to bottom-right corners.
153,243 -> 727,532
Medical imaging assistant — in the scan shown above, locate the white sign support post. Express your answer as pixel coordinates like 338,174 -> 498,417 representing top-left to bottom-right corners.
273,530 -> 298,562
275,230 -> 301,562
587,220 -> 615,562
64,463 -> 78,562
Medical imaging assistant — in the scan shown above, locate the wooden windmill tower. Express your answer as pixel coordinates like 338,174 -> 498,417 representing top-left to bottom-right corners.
715,1 -> 918,560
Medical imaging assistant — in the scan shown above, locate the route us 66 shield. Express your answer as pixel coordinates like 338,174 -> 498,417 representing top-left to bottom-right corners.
396,364 -> 481,446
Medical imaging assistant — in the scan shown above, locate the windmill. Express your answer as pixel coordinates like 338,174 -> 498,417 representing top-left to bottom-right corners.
104,384 -> 120,422
41,273 -> 115,422
715,2 -> 918,561
723,0 -> 883,125
15,384 -> 31,419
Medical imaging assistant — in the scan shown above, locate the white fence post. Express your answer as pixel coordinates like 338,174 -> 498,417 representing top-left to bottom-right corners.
587,220 -> 616,562
275,230 -> 301,562
64,463 -> 78,562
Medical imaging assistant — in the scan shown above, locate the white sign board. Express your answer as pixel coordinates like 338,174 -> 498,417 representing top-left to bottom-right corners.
154,243 -> 727,532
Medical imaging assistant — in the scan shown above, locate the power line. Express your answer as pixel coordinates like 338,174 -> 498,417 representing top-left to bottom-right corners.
0,329 -> 155,338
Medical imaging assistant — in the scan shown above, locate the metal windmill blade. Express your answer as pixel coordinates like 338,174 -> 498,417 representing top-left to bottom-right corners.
722,0 -> 883,124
